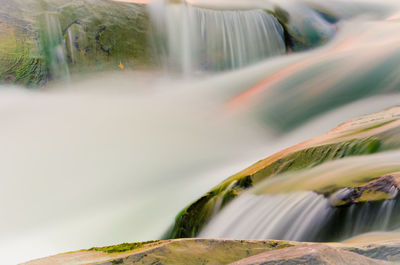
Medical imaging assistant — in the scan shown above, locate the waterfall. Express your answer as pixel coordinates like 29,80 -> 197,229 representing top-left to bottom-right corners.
3,0 -> 400,263
38,13 -> 70,81
148,1 -> 286,74
199,192 -> 400,242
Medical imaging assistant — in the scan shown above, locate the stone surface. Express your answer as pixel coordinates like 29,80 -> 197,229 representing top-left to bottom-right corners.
23,238 -> 400,265
230,244 -> 395,265
22,239 -> 294,265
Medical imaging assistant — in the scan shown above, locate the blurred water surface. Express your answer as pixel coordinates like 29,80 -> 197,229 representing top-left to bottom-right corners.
0,0 -> 400,263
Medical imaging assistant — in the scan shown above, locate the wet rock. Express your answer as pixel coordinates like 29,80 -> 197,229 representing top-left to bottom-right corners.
341,231 -> 400,262
22,239 -> 294,265
330,174 -> 400,206
24,239 -> 400,265
0,0 -> 153,86
230,244 -> 395,265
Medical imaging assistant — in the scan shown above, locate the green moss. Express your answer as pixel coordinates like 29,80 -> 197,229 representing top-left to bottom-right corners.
252,138 -> 381,184
0,50 -> 45,86
272,6 -> 290,24
88,240 -> 160,254
332,200 -> 348,207
254,164 -> 400,198
0,13 -> 46,86
265,241 -> 294,250
106,239 -> 294,265
169,194 -> 217,238
356,190 -> 393,203
221,189 -> 238,208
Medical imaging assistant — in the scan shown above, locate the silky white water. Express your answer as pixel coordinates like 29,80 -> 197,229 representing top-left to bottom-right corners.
200,192 -> 332,241
200,152 -> 400,241
4,86 -> 400,264
1,0 -> 400,263
148,1 -> 286,73
200,191 -> 399,242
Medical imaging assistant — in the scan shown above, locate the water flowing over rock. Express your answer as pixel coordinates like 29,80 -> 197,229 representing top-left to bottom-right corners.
199,189 -> 400,242
200,192 -> 332,241
148,1 -> 286,73
2,0 -> 400,263
168,106 -> 400,239
198,147 -> 400,241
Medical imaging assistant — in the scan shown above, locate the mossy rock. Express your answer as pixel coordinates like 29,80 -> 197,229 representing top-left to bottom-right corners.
105,239 -> 293,265
0,2 -> 45,86
23,239 -> 295,265
268,5 -> 336,52
0,0 -> 155,86
88,240 -> 161,254
24,239 -> 400,265
168,106 -> 400,238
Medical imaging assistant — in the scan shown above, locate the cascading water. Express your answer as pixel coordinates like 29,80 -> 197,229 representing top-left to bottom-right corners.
200,192 -> 332,241
2,0 -> 400,264
148,0 -> 286,73
39,13 -> 70,81
200,151 -> 400,242
199,192 -> 400,242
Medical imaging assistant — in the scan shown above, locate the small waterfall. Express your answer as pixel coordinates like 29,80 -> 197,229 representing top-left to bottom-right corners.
38,12 -> 70,81
199,192 -> 400,242
148,1 -> 286,74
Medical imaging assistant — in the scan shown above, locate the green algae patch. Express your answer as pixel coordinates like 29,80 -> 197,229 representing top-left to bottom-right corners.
88,240 -> 161,254
329,174 -> 400,206
26,239 -> 295,265
253,160 -> 400,199
168,176 -> 254,238
356,190 -> 392,203
110,239 -> 294,265
0,4 -> 46,86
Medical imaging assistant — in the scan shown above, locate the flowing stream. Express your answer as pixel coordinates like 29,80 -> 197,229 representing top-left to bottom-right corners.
1,0 -> 400,264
